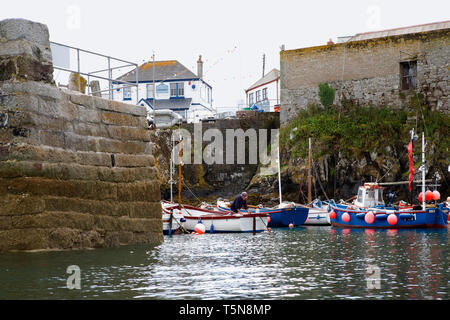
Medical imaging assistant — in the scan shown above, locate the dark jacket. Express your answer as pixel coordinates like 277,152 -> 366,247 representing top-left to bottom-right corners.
230,195 -> 248,212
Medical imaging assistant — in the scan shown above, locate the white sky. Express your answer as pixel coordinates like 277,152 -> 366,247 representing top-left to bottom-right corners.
2,0 -> 449,110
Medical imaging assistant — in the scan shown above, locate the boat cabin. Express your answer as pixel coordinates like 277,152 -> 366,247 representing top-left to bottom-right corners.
354,183 -> 385,208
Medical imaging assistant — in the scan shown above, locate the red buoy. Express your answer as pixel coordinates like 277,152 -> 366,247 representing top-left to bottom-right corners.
342,212 -> 351,223
329,211 -> 337,219
267,216 -> 271,224
432,190 -> 440,201
418,192 -> 423,202
365,212 -> 375,224
425,190 -> 433,201
387,214 -> 398,225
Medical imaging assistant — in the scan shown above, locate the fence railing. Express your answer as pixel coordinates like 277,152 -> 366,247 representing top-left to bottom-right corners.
50,41 -> 139,101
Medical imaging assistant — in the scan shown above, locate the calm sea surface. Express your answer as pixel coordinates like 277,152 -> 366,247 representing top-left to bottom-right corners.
0,226 -> 448,300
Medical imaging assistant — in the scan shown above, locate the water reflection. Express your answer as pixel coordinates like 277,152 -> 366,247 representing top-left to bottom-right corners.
0,226 -> 448,299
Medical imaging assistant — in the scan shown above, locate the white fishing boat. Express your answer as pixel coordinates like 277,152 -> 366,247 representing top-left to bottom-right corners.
162,204 -> 269,233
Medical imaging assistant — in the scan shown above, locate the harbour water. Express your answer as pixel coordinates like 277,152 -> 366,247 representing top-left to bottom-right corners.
0,226 -> 448,300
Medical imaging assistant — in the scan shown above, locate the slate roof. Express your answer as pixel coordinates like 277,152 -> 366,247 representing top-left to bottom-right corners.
117,60 -> 198,83
245,68 -> 280,92
140,98 -> 192,110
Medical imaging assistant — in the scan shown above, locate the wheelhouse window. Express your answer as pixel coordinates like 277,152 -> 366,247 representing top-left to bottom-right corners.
400,60 -> 417,90
256,90 -> 261,102
262,88 -> 268,100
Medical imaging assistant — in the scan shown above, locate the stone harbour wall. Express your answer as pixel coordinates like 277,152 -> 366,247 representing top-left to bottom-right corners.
151,111 -> 280,202
0,19 -> 162,251
280,28 -> 450,123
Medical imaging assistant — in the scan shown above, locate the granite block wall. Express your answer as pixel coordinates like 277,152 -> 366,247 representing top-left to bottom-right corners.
0,19 -> 162,251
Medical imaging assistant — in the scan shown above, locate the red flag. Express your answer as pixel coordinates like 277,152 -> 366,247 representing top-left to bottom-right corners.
408,140 -> 414,191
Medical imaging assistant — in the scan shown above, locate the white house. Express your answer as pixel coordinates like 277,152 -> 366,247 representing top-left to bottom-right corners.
113,56 -> 214,123
245,68 -> 280,112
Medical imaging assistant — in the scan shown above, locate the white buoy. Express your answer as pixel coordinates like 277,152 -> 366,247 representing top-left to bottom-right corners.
194,223 -> 206,234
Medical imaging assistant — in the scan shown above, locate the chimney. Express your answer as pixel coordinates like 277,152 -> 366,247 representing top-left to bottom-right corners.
197,55 -> 203,79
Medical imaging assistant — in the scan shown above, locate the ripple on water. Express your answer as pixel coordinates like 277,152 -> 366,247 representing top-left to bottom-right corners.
0,227 -> 448,299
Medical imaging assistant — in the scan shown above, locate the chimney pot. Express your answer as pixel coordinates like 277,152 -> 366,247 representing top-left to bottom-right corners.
197,55 -> 203,79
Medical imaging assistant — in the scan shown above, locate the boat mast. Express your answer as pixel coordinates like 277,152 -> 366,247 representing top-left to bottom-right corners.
178,134 -> 182,206
170,134 -> 174,203
308,137 -> 311,205
422,132 -> 425,210
277,142 -> 282,205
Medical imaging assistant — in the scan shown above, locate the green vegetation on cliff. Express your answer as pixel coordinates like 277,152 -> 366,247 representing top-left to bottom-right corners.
280,98 -> 449,163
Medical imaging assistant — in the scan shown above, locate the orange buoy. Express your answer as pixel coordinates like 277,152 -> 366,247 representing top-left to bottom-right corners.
365,212 -> 375,224
289,223 -> 294,228
342,212 -> 351,223
387,214 -> 398,225
329,211 -> 337,219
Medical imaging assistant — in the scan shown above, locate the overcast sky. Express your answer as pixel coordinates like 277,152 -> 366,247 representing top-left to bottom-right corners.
2,0 -> 449,110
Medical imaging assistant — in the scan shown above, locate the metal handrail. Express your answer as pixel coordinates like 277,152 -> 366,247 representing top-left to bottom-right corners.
50,41 -> 139,101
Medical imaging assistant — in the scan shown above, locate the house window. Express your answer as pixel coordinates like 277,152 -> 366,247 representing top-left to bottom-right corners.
249,93 -> 254,105
156,83 -> 169,94
262,88 -> 268,100
400,61 -> 417,90
256,90 -> 261,102
147,84 -> 154,98
170,83 -> 177,97
170,82 -> 184,97
123,87 -> 131,100
177,82 -> 184,96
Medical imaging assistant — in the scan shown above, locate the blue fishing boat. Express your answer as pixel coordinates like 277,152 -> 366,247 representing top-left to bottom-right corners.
216,200 -> 309,227
328,132 -> 449,229
328,184 -> 449,228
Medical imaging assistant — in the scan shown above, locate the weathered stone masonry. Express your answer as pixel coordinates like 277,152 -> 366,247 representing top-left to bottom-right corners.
280,28 -> 450,123
0,19 -> 162,251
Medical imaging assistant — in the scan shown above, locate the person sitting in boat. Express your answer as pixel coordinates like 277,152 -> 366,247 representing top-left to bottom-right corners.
230,192 -> 249,214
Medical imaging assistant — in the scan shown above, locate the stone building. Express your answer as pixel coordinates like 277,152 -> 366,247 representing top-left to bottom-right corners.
280,21 -> 450,123
0,19 -> 163,251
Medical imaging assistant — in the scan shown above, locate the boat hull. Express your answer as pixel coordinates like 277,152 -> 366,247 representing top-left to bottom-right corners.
329,204 -> 449,229
304,208 -> 331,225
161,201 -> 185,235
184,214 -> 268,233
217,201 -> 308,227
